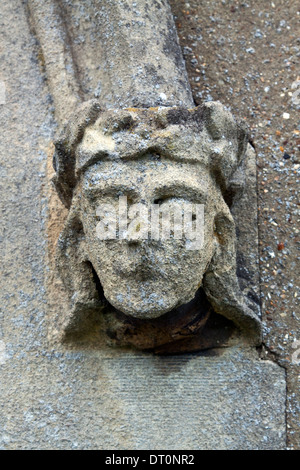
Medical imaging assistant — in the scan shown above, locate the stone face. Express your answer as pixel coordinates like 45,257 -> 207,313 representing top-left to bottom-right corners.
0,0 -> 287,451
52,102 -> 261,350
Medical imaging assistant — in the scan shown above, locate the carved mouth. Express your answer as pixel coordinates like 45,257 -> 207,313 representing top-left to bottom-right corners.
116,266 -> 158,281
114,259 -> 164,280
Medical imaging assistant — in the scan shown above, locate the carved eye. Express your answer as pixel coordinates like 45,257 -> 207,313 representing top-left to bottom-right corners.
153,198 -> 165,205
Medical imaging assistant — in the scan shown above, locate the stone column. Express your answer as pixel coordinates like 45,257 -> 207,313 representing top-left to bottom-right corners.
29,0 -> 194,122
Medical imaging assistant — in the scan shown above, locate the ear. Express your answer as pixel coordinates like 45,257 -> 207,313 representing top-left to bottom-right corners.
201,101 -> 249,159
52,99 -> 103,209
198,101 -> 249,202
203,207 -> 262,345
55,200 -> 105,335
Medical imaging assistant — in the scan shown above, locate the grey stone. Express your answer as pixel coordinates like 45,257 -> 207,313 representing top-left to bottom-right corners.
0,0 -> 287,450
28,0 -> 194,124
51,102 -> 261,350
0,347 -> 287,450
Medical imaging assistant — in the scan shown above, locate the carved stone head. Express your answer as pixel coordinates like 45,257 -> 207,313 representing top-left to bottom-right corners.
52,100 -> 261,351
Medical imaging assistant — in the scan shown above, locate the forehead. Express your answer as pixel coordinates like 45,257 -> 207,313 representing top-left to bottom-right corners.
81,158 -> 213,202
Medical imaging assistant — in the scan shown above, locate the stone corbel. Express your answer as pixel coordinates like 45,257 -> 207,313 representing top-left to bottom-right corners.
28,0 -> 262,353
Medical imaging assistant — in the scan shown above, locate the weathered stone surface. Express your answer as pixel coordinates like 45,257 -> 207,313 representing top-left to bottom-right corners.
29,0 -> 265,351
51,102 -> 261,349
0,0 -> 287,450
0,347 -> 286,450
29,0 -> 194,123
231,143 -> 261,310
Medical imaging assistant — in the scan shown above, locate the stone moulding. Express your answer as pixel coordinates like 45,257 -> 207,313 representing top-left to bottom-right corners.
49,99 -> 262,353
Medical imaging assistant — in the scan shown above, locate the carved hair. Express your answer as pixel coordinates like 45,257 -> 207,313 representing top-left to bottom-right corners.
52,100 -> 249,208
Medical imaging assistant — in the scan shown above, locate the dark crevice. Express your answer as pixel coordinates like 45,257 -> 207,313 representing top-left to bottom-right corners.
88,262 -> 107,304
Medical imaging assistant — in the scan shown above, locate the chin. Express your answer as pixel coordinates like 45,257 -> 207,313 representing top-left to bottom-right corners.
104,282 -> 197,320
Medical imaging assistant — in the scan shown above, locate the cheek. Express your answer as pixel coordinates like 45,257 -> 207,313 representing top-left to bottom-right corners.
81,196 -> 109,234
203,207 -> 216,240
80,199 -> 105,260
81,205 -> 97,239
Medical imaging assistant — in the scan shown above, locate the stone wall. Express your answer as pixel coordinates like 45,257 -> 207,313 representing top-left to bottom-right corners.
0,0 -> 288,450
